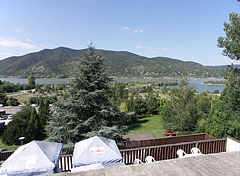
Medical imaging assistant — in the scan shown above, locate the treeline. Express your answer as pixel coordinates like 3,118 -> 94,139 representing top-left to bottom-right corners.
0,80 -> 35,93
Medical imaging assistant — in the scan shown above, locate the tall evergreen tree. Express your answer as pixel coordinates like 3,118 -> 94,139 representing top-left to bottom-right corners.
47,46 -> 124,148
26,108 -> 43,141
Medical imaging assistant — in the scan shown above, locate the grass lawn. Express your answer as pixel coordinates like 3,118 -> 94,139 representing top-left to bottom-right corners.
0,138 -> 19,151
127,115 -> 166,138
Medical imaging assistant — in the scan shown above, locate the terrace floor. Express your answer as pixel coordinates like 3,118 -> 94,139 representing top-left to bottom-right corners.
50,151 -> 240,176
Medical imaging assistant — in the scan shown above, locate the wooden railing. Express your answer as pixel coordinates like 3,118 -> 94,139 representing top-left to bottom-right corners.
59,154 -> 73,172
58,138 -> 226,171
0,151 -> 14,162
120,138 -> 226,164
0,137 -> 226,172
119,133 -> 216,149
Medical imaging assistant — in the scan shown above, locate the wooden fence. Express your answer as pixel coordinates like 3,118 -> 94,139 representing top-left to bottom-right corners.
0,136 -> 226,172
120,138 -> 226,165
59,138 -> 226,171
119,133 -> 216,149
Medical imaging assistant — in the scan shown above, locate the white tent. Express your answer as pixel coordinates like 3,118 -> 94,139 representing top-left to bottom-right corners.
0,140 -> 63,176
72,136 -> 123,168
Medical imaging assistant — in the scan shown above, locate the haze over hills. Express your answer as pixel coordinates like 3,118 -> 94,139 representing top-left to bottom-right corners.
0,47 -> 224,78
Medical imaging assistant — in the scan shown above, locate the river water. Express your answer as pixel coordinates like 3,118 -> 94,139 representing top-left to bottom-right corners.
0,77 -> 225,93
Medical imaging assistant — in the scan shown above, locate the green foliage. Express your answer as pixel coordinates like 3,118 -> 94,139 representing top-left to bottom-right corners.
47,46 -> 125,148
2,106 -> 45,145
161,79 -> 199,132
2,118 -> 28,145
196,91 -> 212,119
218,12 -> 240,60
0,93 -> 7,106
206,100 -> 240,139
221,68 -> 240,111
0,81 -> 35,94
133,98 -> 147,116
38,98 -> 50,128
157,98 -> 168,113
145,94 -> 158,114
26,108 -> 44,141
28,75 -> 36,86
212,89 -> 220,94
206,68 -> 240,139
6,97 -> 19,106
111,82 -> 128,106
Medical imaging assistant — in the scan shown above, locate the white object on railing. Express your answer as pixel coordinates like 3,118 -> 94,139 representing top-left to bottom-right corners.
145,156 -> 155,163
133,159 -> 143,164
177,149 -> 186,158
191,147 -> 202,155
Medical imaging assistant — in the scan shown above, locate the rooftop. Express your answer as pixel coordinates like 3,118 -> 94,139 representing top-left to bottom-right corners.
51,151 -> 240,176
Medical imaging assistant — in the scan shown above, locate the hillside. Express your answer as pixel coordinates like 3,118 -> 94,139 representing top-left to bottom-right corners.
0,47 -> 222,77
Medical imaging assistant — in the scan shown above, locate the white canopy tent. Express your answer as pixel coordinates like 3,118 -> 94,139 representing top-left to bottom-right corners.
0,140 -> 63,176
72,136 -> 123,172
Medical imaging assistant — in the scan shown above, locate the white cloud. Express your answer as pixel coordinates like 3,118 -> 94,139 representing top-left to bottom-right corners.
25,38 -> 31,42
151,50 -> 157,54
0,38 -> 38,49
0,52 -> 11,56
135,45 -> 143,50
14,29 -> 22,32
123,26 -> 130,30
161,48 -> 168,51
147,46 -> 152,49
209,56 -> 215,58
133,29 -> 144,33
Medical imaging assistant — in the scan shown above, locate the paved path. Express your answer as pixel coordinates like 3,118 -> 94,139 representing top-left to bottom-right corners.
123,133 -> 154,141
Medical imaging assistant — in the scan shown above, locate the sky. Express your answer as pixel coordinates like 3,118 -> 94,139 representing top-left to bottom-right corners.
0,0 -> 239,66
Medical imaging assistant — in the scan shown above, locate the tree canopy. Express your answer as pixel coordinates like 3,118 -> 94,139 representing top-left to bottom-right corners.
218,12 -> 240,60
161,79 -> 199,132
46,46 -> 125,149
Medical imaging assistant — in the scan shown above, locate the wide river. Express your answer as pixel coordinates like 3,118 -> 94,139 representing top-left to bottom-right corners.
0,77 -> 225,93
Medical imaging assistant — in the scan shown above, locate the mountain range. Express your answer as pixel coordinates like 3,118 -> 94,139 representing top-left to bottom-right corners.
0,47 -> 225,78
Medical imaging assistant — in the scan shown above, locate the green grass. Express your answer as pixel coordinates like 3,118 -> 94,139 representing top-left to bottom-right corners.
127,115 -> 166,138
0,138 -> 19,151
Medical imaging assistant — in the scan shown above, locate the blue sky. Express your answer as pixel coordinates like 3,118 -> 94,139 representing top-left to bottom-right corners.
0,0 -> 239,65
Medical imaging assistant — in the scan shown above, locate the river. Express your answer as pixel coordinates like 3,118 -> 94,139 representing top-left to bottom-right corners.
0,77 -> 225,93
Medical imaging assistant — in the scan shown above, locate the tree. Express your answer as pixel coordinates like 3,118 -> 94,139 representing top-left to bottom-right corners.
46,46 -> 125,148
206,99 -> 240,139
145,94 -> 158,114
28,75 -> 36,86
26,108 -> 44,141
38,97 -> 50,128
7,97 -> 19,106
218,13 -> 240,60
2,106 -> 44,145
161,79 -> 199,132
220,68 -> 240,111
133,97 -> 147,116
0,93 -> 7,105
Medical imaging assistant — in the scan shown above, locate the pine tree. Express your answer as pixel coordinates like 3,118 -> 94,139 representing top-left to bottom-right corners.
47,46 -> 124,148
26,108 -> 43,141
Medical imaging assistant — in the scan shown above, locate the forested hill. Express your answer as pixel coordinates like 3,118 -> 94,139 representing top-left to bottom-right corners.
0,47 -> 222,77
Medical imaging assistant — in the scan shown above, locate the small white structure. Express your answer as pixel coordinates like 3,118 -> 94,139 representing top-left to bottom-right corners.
226,136 -> 240,152
71,136 -> 123,172
191,147 -> 202,155
133,159 -> 143,164
145,156 -> 156,163
177,149 -> 187,158
0,140 -> 63,176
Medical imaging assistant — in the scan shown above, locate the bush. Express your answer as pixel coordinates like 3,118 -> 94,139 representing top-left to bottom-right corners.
2,119 -> 28,145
